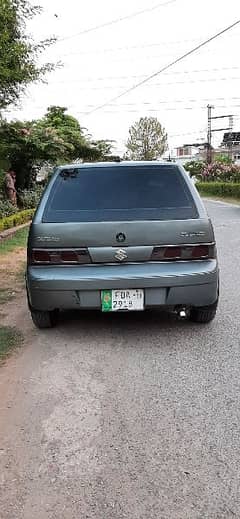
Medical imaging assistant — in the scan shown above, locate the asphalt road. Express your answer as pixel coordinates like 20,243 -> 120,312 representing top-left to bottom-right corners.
0,200 -> 240,519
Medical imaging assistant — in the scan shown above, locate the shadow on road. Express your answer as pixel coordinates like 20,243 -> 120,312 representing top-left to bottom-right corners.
49,308 -> 218,343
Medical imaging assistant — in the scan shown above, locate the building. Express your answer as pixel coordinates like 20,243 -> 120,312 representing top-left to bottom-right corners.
172,143 -> 208,164
221,132 -> 240,162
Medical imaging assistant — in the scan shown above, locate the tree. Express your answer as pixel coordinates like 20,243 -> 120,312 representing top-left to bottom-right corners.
0,106 -> 116,189
125,116 -> 168,160
0,0 -> 55,110
214,153 -> 233,165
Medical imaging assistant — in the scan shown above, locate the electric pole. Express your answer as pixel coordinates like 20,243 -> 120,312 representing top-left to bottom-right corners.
228,115 -> 234,161
207,105 -> 233,164
207,104 -> 214,164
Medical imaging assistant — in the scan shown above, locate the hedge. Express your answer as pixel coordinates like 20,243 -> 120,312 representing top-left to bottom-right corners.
197,182 -> 240,200
0,209 -> 35,232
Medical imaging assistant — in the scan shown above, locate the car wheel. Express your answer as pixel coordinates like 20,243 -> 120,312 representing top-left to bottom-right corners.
190,300 -> 218,324
30,309 -> 59,329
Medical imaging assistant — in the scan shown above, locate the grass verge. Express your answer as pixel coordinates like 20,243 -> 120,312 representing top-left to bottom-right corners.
0,326 -> 23,361
0,227 -> 29,255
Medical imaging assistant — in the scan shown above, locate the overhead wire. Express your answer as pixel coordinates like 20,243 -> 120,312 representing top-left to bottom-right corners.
37,77 -> 240,91
75,104 -> 240,115
87,18 -> 240,114
15,97 -> 240,113
76,97 -> 240,109
57,32 -> 238,58
58,0 -> 178,42
47,66 -> 240,84
42,75 -> 240,92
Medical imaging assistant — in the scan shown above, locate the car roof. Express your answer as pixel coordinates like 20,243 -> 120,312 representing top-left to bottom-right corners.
58,161 -> 178,170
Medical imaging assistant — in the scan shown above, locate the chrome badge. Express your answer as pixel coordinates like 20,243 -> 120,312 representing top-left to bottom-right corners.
180,231 -> 206,238
36,236 -> 60,242
115,249 -> 127,262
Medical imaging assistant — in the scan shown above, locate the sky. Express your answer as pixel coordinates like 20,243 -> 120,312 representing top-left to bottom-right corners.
5,0 -> 240,156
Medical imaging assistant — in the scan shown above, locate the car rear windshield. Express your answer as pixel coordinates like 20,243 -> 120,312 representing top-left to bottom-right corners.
42,165 -> 198,222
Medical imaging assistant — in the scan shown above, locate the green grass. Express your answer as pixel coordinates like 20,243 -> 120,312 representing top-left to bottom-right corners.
0,326 -> 23,360
0,227 -> 29,255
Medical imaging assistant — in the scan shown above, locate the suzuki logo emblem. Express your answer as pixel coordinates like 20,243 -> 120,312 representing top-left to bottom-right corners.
115,248 -> 128,262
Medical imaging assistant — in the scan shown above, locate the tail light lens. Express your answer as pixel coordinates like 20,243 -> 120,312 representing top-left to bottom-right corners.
151,244 -> 215,261
164,246 -> 181,259
30,249 -> 91,265
191,245 -> 210,259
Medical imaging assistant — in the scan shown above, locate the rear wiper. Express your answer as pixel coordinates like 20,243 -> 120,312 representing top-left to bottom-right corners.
60,169 -> 78,179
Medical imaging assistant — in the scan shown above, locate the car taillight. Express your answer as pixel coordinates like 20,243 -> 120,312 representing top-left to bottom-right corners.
191,245 -> 210,259
151,244 -> 215,261
164,246 -> 181,259
30,249 -> 91,265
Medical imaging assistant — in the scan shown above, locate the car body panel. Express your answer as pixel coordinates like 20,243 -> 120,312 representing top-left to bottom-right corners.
27,260 -> 218,310
26,161 -> 219,315
29,218 -> 214,250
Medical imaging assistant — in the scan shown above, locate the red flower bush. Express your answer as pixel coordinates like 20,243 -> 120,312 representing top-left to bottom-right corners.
200,163 -> 240,183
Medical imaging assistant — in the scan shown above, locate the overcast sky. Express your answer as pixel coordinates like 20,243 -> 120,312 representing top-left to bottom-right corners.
6,0 -> 240,155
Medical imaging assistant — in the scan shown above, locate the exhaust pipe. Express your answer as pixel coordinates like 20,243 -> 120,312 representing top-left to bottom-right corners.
179,309 -> 187,319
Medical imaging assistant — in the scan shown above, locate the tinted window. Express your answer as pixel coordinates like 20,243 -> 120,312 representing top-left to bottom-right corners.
43,165 -> 198,222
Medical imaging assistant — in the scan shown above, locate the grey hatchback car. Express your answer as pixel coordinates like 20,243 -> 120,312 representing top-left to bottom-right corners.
26,161 -> 219,328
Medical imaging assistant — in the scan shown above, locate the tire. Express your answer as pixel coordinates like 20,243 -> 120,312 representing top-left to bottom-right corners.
30,309 -> 58,329
190,300 -> 218,324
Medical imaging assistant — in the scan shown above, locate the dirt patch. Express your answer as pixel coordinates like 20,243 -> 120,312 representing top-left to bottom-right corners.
0,247 -> 26,291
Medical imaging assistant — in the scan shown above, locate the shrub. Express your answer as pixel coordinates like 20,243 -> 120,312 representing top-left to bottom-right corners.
0,169 -> 5,195
0,199 -> 17,218
0,209 -> 35,232
200,163 -> 240,183
18,186 -> 44,209
184,160 -> 206,177
197,182 -> 240,199
214,154 -> 233,165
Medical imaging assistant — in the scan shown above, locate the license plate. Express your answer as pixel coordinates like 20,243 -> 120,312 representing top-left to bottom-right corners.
101,289 -> 144,312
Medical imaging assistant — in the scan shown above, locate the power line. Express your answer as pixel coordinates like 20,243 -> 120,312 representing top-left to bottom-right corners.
47,66 -> 240,84
76,97 -> 240,109
88,18 -> 240,114
61,46 -> 232,66
60,37 -> 203,57
58,0 -> 178,42
60,76 -> 240,88
18,98 -> 240,114
169,130 -> 206,138
76,104 -> 240,115
57,67 -> 240,82
58,32 -> 239,58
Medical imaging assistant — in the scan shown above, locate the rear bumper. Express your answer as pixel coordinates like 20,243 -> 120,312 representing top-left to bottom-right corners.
26,260 -> 219,311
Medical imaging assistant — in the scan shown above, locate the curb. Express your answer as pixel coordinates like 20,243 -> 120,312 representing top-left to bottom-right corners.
0,222 -> 30,242
202,197 -> 240,207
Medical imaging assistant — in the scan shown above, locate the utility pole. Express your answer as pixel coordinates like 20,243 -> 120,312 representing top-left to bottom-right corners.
228,115 -> 234,161
207,105 -> 233,164
207,104 -> 214,164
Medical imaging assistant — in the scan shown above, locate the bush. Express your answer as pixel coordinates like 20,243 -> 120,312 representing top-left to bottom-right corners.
184,160 -> 206,177
0,209 -> 35,232
214,154 -> 232,165
199,163 -> 240,183
18,186 -> 44,209
0,199 -> 17,218
0,169 -> 5,194
197,182 -> 240,199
